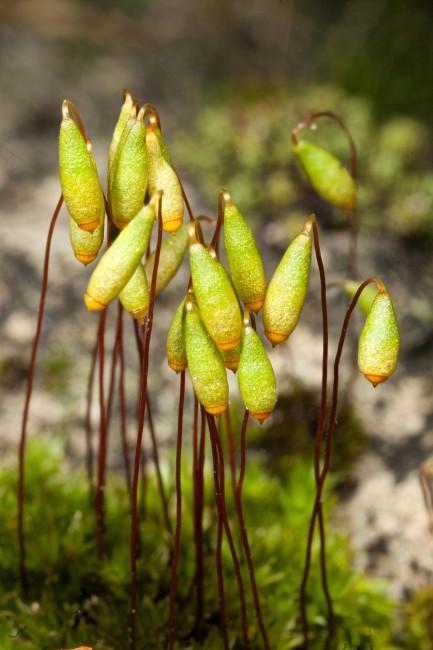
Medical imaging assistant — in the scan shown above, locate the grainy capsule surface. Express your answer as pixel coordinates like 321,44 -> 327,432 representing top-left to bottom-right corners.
69,216 -> 104,265
166,298 -> 187,373
238,324 -> 277,421
222,344 -> 240,373
108,92 -> 135,178
145,223 -> 188,295
119,263 -> 149,322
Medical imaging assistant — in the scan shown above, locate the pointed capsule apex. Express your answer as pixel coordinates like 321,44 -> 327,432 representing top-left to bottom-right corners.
62,100 -> 70,120
84,292 -> 106,311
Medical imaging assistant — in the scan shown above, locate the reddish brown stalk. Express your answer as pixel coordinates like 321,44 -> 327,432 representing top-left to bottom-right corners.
129,195 -> 164,650
146,392 -> 172,539
117,305 -> 131,492
167,370 -> 186,649
223,408 -> 237,501
194,404 -> 206,635
95,307 -> 108,560
234,410 -> 270,650
84,321 -> 99,501
17,193 -> 63,591
207,414 -> 250,649
299,277 -> 377,647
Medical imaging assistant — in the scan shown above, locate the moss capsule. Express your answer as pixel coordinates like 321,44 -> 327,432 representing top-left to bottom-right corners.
185,298 -> 228,415
358,287 -> 400,386
166,298 -> 187,373
343,280 -> 378,317
145,223 -> 188,295
238,317 -> 277,422
146,121 -> 184,233
222,344 -> 240,373
69,215 -> 104,265
110,107 -> 148,229
84,201 -> 155,311
293,139 -> 356,210
223,193 -> 266,312
59,101 -> 104,232
119,263 -> 149,323
263,219 -> 312,345
108,91 -> 135,177
189,230 -> 242,352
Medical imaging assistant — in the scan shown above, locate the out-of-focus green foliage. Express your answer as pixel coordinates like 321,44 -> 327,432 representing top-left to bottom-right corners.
173,85 -> 433,241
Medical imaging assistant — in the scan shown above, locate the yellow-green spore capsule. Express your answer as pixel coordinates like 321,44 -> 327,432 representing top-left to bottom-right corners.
189,232 -> 242,352
343,280 -> 378,317
222,344 -> 240,373
110,107 -> 148,230
148,114 -> 172,164
166,298 -> 187,373
69,215 -> 104,265
108,91 -> 135,177
84,202 -> 155,311
185,299 -> 228,415
146,121 -> 184,233
59,101 -> 104,233
145,223 -> 188,295
223,193 -> 266,312
263,219 -> 312,346
119,263 -> 149,323
238,321 -> 277,422
358,287 -> 400,387
293,139 -> 356,210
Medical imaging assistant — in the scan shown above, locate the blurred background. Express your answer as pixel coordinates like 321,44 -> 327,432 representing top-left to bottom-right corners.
1,0 -> 433,619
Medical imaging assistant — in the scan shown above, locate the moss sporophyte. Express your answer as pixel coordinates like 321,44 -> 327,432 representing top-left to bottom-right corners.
17,92 -> 401,650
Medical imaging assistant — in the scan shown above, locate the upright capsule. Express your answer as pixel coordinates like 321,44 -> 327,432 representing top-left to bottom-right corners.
343,280 -> 378,317
110,107 -> 148,230
263,218 -> 313,345
293,139 -> 356,210
223,192 -> 266,312
185,298 -> 228,415
238,315 -> 277,422
166,298 -> 187,373
189,227 -> 242,352
108,91 -> 135,178
84,201 -> 155,311
59,101 -> 105,232
358,285 -> 400,387
69,215 -> 104,265
119,263 -> 149,323
146,119 -> 184,233
145,223 -> 188,295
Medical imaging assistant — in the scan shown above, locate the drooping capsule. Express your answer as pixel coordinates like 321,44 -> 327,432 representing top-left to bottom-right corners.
110,107 -> 148,229
293,139 -> 356,210
59,101 -> 105,232
148,114 -> 172,164
166,298 -> 187,373
146,119 -> 184,233
222,344 -> 240,373
84,201 -> 155,311
223,193 -> 266,312
145,223 -> 188,295
108,91 -> 135,177
263,218 -> 312,346
119,263 -> 149,323
185,298 -> 228,415
69,215 -> 104,265
238,315 -> 277,422
343,280 -> 378,317
189,228 -> 242,351
358,286 -> 400,387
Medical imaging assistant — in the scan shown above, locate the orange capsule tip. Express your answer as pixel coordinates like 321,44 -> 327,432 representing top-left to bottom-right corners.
74,252 -> 97,265
113,219 -> 130,230
168,360 -> 187,373
129,308 -> 148,323
245,297 -> 264,313
363,372 -> 389,387
224,360 -> 239,372
163,217 -> 183,234
205,403 -> 228,416
216,337 -> 241,352
250,410 -> 272,422
265,330 -> 288,346
77,218 -> 101,233
84,292 -> 106,311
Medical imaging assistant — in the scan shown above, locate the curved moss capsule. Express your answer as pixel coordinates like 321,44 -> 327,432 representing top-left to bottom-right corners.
69,215 -> 104,265
145,223 -> 188,295
358,287 -> 400,387
293,139 -> 356,210
222,344 -> 240,373
148,114 -> 172,164
189,232 -> 242,352
119,263 -> 149,323
146,121 -> 184,233
110,107 -> 148,229
108,91 -> 135,178
238,319 -> 277,422
263,219 -> 312,346
59,102 -> 104,232
343,280 -> 378,317
185,299 -> 228,415
84,202 -> 155,311
166,298 -> 187,373
223,193 -> 266,312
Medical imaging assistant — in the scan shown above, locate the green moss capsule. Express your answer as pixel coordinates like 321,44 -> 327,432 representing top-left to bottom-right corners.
223,193 -> 266,312
84,201 -> 155,311
358,286 -> 400,387
263,218 -> 312,345
145,223 -> 188,295
238,316 -> 277,422
148,114 -> 172,164
222,344 -> 240,373
110,107 -> 148,230
343,280 -> 378,317
189,229 -> 242,351
118,263 -> 149,323
69,215 -> 104,265
166,298 -> 187,373
108,91 -> 135,178
293,139 -> 356,210
185,298 -> 228,415
59,101 -> 104,232
146,121 -> 184,233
